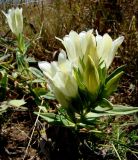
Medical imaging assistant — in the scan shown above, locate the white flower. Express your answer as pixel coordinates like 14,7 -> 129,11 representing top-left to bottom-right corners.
56,30 -> 99,68
39,51 -> 78,107
2,7 -> 23,37
96,31 -> 124,68
57,30 -> 124,70
39,30 -> 124,107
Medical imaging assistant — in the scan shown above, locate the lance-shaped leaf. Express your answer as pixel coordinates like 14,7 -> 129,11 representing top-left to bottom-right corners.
0,70 -> 8,101
60,115 -> 76,127
35,112 -> 62,125
95,98 -> 113,111
98,60 -> 107,85
9,99 -> 26,107
73,67 -> 85,90
107,105 -> 138,115
29,67 -> 45,80
105,65 -> 125,83
103,71 -> 124,98
86,105 -> 138,119
83,55 -> 100,97
35,112 -> 75,127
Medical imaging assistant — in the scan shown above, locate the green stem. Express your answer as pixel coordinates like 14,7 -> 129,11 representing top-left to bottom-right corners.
112,143 -> 122,160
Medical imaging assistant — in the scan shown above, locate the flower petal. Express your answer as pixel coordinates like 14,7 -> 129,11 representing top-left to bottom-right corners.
106,36 -> 124,68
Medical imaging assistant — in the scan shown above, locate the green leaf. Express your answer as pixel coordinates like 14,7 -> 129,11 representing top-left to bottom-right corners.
106,65 -> 125,83
0,70 -> 8,101
41,92 -> 56,100
9,99 -> 26,107
29,85 -> 41,105
73,68 -> 85,90
103,71 -> 124,98
31,79 -> 45,83
77,123 -> 101,132
29,67 -> 45,79
0,99 -> 27,115
98,61 -> 107,85
86,112 -> 111,118
35,112 -> 63,125
0,103 -> 8,115
33,88 -> 47,97
17,34 -> 26,54
83,56 -> 100,95
38,106 -> 47,112
16,52 -> 29,74
86,105 -> 138,119
60,115 -> 75,127
107,105 -> 138,115
95,98 -> 113,111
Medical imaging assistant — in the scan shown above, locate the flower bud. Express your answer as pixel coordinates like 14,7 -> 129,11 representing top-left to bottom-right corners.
96,32 -> 124,69
3,8 -> 23,37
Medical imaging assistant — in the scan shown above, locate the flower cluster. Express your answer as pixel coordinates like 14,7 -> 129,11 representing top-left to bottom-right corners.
39,30 -> 124,115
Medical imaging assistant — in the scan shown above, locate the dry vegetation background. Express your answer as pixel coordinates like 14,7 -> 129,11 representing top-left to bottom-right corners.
0,0 -> 138,159
0,0 -> 137,105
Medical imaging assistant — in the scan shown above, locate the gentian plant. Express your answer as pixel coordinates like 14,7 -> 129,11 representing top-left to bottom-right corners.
3,8 -> 29,75
38,30 -> 138,129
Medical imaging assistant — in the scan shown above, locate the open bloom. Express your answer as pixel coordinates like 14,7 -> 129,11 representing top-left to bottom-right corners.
56,30 -> 124,98
57,30 -> 99,68
57,30 -> 124,69
39,29 -> 124,107
39,51 -> 78,107
96,31 -> 124,69
2,7 -> 23,37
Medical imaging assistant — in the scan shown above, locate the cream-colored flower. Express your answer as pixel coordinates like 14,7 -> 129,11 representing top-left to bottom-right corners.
57,30 -> 124,70
55,30 -> 124,99
39,51 -> 78,107
56,30 -> 99,68
3,7 -> 23,37
96,31 -> 124,69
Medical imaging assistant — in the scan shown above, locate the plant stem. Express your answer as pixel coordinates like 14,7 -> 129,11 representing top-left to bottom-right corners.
112,143 -> 122,160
